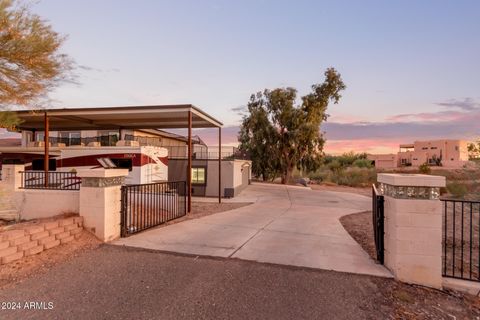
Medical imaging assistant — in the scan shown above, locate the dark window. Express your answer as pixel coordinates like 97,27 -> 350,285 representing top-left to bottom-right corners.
431,147 -> 437,150
3,158 -> 24,165
110,158 -> 133,171
191,167 -> 206,185
32,159 -> 57,171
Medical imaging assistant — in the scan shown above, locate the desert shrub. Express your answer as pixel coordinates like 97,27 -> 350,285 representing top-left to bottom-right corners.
328,159 -> 343,173
330,167 -> 377,187
308,169 -> 331,182
352,158 -> 373,168
419,163 -> 431,174
446,182 -> 468,199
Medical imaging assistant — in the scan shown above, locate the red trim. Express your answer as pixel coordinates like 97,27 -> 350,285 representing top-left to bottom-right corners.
0,152 -> 168,169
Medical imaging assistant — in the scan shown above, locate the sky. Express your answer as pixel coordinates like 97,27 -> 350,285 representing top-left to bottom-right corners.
1,0 -> 479,153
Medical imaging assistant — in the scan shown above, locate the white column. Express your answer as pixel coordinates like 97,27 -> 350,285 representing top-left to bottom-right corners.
378,173 -> 446,289
77,169 -> 129,242
0,164 -> 25,191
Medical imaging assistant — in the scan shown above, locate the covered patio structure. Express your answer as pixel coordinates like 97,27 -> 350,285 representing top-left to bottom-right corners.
11,104 -> 223,212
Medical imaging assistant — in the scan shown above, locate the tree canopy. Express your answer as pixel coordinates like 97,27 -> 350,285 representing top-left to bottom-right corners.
238,68 -> 346,184
0,0 -> 72,128
468,140 -> 480,159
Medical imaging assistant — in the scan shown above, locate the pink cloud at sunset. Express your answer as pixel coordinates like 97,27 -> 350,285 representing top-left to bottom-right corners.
192,98 -> 480,155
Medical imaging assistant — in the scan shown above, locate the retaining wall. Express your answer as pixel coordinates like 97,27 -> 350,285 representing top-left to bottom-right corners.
0,216 -> 83,265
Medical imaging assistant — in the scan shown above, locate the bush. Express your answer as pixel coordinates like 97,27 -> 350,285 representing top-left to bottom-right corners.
446,182 -> 468,199
330,167 -> 377,187
419,163 -> 431,174
328,159 -> 343,173
352,159 -> 373,168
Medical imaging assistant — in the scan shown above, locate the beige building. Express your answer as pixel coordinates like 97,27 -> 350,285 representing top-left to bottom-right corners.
369,139 -> 469,169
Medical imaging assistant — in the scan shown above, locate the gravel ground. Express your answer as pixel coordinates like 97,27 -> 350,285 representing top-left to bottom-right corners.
0,245 -> 478,320
340,211 -> 377,261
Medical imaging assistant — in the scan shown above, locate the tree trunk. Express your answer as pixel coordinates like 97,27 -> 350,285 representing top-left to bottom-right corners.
281,166 -> 294,184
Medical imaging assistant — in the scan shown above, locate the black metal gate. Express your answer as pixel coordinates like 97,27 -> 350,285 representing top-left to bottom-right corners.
121,181 -> 187,237
442,199 -> 480,282
372,184 -> 385,264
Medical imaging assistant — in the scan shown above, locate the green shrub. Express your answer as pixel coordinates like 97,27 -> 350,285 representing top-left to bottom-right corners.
352,158 -> 373,168
419,163 -> 431,174
446,182 -> 468,199
330,167 -> 377,187
328,159 -> 343,173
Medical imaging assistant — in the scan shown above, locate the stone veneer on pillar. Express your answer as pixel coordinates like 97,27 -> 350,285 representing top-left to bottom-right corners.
378,173 -> 446,289
77,169 -> 129,242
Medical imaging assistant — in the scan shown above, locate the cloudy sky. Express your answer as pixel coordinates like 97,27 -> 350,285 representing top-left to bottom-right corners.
1,0 -> 479,153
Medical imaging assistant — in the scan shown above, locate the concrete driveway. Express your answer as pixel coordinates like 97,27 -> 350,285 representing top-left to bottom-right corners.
114,183 -> 391,278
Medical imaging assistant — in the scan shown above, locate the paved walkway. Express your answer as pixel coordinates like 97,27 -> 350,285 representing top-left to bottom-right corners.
114,183 -> 391,278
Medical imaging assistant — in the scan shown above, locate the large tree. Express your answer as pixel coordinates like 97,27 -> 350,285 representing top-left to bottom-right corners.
239,68 -> 346,184
0,0 -> 72,128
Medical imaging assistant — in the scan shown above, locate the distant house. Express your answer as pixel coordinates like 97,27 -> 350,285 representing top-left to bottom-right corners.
368,139 -> 469,169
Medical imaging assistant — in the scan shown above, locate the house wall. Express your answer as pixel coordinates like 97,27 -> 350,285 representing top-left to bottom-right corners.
410,140 -> 468,167
368,154 -> 397,168
168,159 -> 251,198
370,139 -> 469,169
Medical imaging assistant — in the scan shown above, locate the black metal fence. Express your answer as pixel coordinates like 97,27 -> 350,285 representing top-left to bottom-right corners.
121,181 -> 187,237
442,199 -> 480,282
372,184 -> 385,264
20,171 -> 81,190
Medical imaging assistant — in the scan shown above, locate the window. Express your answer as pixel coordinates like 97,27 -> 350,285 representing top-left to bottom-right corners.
430,147 -> 437,150
191,167 -> 206,185
421,147 -> 428,150
36,132 -> 45,142
110,158 -> 133,171
59,131 -> 81,145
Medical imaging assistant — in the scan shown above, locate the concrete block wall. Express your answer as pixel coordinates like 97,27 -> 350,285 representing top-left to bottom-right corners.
0,216 -> 84,265
384,196 -> 443,288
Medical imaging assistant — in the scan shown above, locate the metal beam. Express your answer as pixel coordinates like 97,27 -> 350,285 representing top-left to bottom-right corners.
218,127 -> 222,203
187,111 -> 192,213
44,112 -> 49,187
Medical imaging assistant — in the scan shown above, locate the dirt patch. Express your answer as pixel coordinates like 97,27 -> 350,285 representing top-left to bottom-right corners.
310,184 -> 372,197
159,202 -> 252,227
0,231 -> 101,289
383,280 -> 480,319
0,212 -> 78,232
340,211 -> 376,261
191,202 -> 252,216
340,211 -> 480,318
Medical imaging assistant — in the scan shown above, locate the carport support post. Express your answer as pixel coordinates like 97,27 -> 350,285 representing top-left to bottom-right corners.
44,112 -> 49,187
218,126 -> 221,203
187,110 -> 192,213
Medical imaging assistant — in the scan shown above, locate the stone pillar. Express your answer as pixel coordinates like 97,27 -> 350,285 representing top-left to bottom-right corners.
77,169 -> 129,242
0,164 -> 25,191
378,173 -> 446,289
